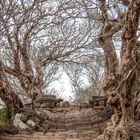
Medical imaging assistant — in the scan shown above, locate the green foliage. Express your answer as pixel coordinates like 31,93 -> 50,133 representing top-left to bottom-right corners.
0,107 -> 9,124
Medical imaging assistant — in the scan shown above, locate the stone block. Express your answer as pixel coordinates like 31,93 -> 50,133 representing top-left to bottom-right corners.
50,135 -> 65,139
13,113 -> 31,130
78,132 -> 90,138
55,132 -> 66,137
65,132 -> 78,138
79,137 -> 91,140
41,103 -> 47,108
66,139 -> 79,140
60,101 -> 70,107
66,123 -> 75,130
27,120 -> 36,127
21,115 -> 28,123
50,122 -> 57,129
56,123 -> 66,130
74,121 -> 91,127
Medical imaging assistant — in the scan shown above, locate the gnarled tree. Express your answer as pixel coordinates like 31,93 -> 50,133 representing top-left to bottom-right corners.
0,0 -> 98,119
97,0 -> 140,139
0,60 -> 23,120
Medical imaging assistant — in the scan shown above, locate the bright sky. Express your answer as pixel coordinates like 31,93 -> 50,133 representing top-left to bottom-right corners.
52,73 -> 74,99
52,71 -> 90,100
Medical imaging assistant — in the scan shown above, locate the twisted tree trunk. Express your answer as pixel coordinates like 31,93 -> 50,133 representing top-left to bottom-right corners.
98,0 -> 140,139
0,60 -> 23,120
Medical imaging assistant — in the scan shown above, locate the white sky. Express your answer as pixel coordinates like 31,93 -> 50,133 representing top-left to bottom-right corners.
52,73 -> 74,99
52,72 -> 90,100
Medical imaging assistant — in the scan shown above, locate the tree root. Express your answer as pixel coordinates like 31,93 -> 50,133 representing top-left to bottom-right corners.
97,121 -> 140,140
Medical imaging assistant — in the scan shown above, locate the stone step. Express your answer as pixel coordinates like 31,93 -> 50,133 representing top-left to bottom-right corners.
0,136 -> 94,140
0,130 -> 99,140
0,137 -> 94,140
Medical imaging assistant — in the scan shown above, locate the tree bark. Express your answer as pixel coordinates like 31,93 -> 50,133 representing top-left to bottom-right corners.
98,0 -> 140,139
0,60 -> 23,120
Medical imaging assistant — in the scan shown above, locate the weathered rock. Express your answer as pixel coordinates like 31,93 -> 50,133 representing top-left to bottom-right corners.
26,120 -> 36,128
66,123 -> 75,130
41,103 -> 47,108
35,95 -> 63,109
13,113 -> 31,130
9,95 -> 112,139
50,122 -> 57,130
79,103 -> 89,110
56,102 -> 60,107
60,101 -> 70,107
35,103 -> 41,108
49,102 -> 55,108
20,114 -> 28,123
91,96 -> 107,107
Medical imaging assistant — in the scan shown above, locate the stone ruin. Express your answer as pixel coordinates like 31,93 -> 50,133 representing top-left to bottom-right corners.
1,95 -> 140,139
89,96 -> 107,108
35,95 -> 63,108
10,95 -> 111,133
0,95 -> 114,139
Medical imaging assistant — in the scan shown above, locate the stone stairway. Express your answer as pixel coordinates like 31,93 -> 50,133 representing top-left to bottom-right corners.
0,130 -> 100,140
0,95 -> 111,140
1,95 -> 140,140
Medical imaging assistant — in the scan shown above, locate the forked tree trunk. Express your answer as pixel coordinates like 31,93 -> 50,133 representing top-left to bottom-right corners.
98,0 -> 140,139
0,60 -> 23,120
